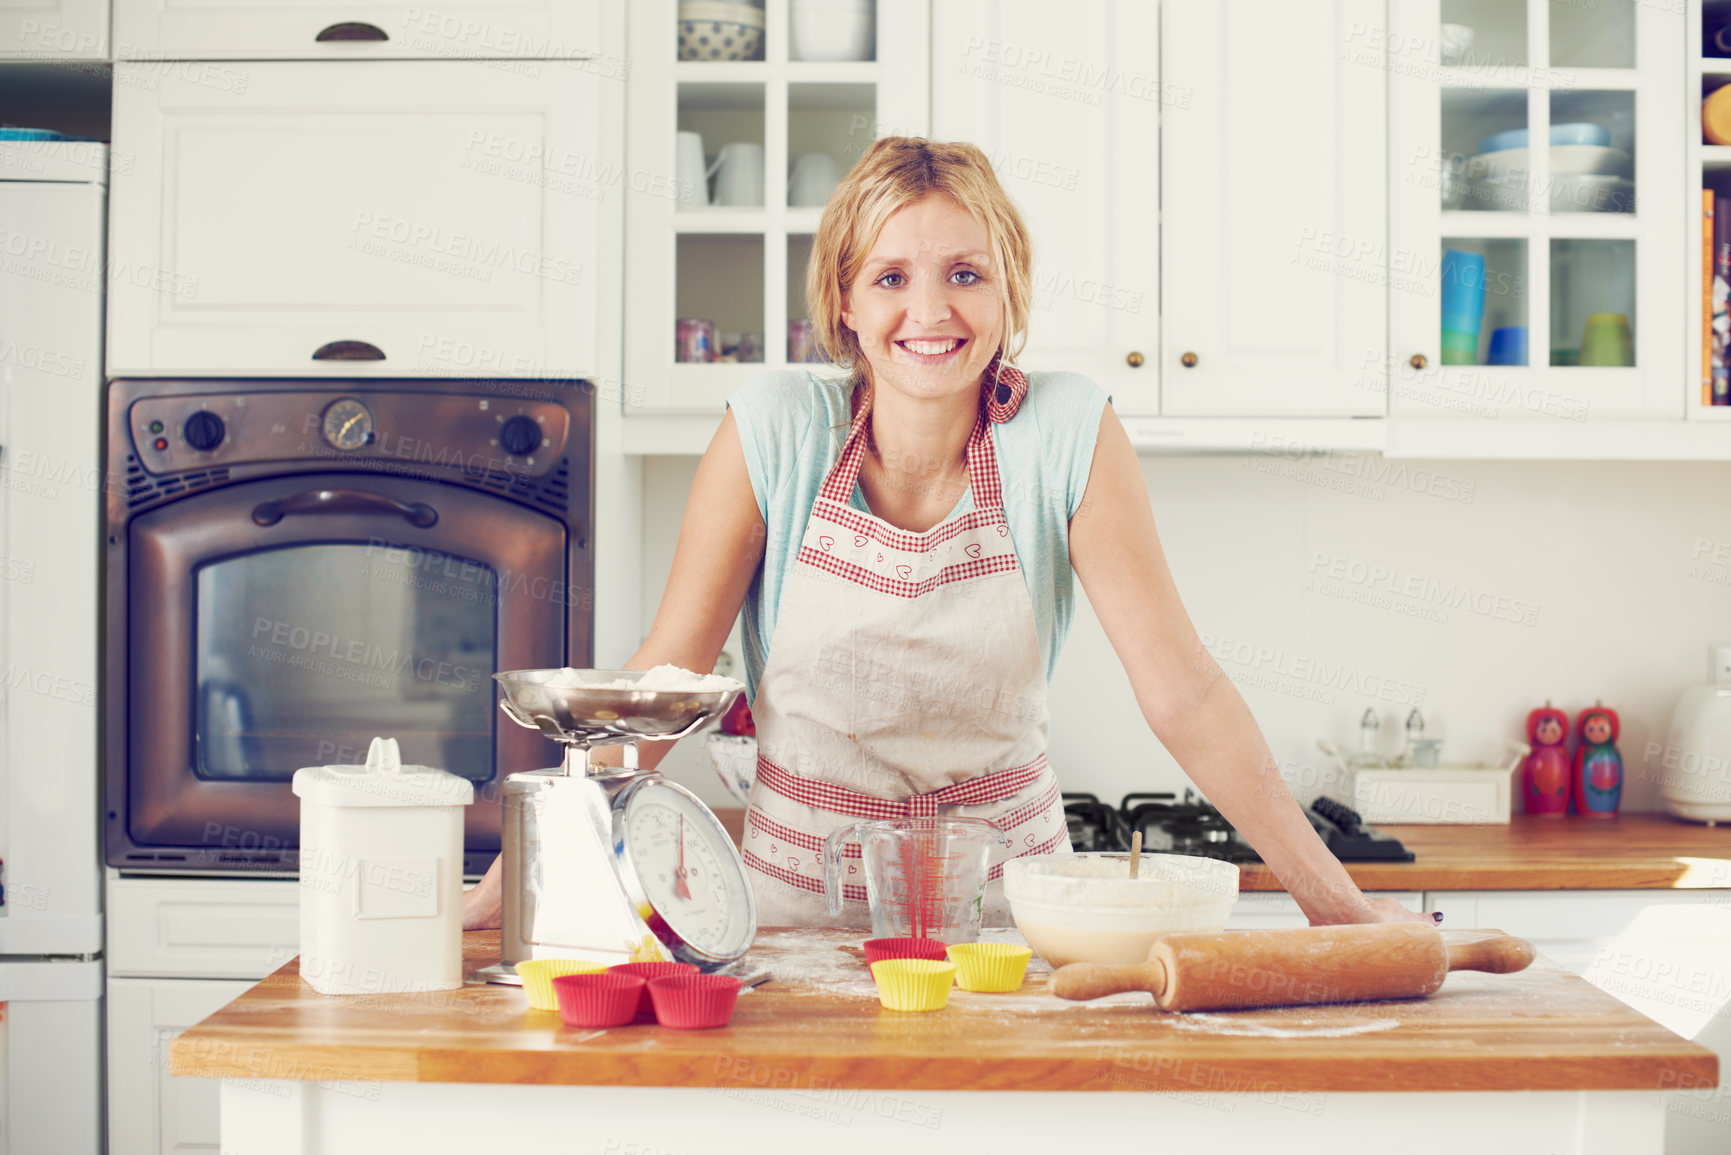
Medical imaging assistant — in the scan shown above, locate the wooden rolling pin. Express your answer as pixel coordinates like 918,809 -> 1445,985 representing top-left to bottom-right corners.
1051,923 -> 1534,1012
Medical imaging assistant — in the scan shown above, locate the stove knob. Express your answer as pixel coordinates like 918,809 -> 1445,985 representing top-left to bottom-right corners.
182,411 -> 226,452
498,415 -> 541,457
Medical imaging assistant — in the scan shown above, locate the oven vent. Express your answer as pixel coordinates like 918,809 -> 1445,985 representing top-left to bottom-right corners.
125,454 -> 231,508
470,457 -> 570,513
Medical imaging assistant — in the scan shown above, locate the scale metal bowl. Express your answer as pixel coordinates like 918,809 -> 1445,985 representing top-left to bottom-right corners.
494,668 -> 742,750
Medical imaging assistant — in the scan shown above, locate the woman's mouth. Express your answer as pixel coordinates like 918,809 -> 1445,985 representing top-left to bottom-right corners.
894,337 -> 968,364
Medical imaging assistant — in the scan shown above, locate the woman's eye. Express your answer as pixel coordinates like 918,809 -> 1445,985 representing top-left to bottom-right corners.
951,269 -> 982,286
875,272 -> 905,288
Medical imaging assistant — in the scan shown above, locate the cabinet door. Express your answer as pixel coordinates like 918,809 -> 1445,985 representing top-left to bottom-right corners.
930,0 -> 1160,414
108,877 -> 299,980
108,977 -> 253,1155
108,61 -> 598,379
1161,0 -> 1388,417
1389,0 -> 1683,419
0,0 -> 107,58
113,0 -> 601,60
1440,890 -> 1731,1155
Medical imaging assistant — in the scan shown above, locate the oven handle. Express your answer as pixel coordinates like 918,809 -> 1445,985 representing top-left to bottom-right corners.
251,488 -> 438,529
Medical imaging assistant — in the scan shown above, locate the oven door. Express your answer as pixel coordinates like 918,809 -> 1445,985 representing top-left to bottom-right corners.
121,472 -> 568,871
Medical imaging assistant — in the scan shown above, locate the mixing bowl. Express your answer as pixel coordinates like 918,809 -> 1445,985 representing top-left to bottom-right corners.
1002,852 -> 1240,967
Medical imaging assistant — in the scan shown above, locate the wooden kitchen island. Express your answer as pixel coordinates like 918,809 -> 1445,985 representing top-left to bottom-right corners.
172,928 -> 1717,1155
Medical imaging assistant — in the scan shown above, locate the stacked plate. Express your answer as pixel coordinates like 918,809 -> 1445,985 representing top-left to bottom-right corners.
1456,124 -> 1633,214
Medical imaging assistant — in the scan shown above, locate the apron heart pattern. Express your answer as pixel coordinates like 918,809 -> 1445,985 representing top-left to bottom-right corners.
965,543 -> 983,560
877,552 -> 884,564
785,857 -> 800,870
996,524 -> 1008,537
896,564 -> 912,580
819,536 -> 834,552
854,534 -> 868,548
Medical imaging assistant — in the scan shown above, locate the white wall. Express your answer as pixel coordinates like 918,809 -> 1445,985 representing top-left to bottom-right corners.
639,451 -> 1731,815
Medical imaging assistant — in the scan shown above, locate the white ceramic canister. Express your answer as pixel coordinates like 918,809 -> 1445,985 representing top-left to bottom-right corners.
292,737 -> 474,995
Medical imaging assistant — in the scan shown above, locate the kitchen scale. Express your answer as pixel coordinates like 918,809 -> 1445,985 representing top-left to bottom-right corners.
477,668 -> 758,984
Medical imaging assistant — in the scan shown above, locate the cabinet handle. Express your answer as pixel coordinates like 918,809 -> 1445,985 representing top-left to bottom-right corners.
1126,351 -> 1145,368
312,340 -> 386,361
316,22 -> 389,41
1409,353 -> 1427,370
1180,352 -> 1199,368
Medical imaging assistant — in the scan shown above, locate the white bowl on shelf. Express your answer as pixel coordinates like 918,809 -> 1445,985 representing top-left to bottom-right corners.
679,2 -> 765,61
790,0 -> 874,62
1464,145 -> 1631,181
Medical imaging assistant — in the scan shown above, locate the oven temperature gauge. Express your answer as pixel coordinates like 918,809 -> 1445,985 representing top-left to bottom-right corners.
321,399 -> 373,451
617,780 -> 756,966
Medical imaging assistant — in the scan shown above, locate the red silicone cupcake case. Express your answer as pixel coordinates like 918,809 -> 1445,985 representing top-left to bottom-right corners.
552,971 -> 645,1030
607,961 -> 699,1018
863,937 -> 950,967
646,973 -> 742,1030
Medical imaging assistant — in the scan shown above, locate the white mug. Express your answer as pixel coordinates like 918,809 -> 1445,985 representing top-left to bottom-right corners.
709,141 -> 765,207
788,152 -> 840,207
675,130 -> 709,207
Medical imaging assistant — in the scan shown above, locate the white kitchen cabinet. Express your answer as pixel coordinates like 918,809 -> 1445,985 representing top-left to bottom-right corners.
1226,890 -> 1423,929
0,0 -> 107,58
929,0 -> 1160,414
107,876 -> 299,980
107,61 -> 601,379
112,0 -> 600,60
1444,889 -> 1731,1155
623,0 -> 929,413
1159,0 -> 1388,417
108,977 -> 253,1155
1389,0 -> 1684,419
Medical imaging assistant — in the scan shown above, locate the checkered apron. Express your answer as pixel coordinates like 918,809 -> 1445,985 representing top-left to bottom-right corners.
743,372 -> 1070,928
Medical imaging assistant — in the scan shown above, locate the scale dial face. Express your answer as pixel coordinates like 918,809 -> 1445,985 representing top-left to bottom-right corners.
322,398 -> 373,450
620,781 -> 755,962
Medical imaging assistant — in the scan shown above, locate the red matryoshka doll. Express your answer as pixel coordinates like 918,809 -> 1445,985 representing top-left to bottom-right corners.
1573,704 -> 1622,819
1522,703 -> 1571,816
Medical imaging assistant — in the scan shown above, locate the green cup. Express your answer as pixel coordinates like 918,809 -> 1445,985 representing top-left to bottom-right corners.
1579,313 -> 1632,367
1440,328 -> 1479,365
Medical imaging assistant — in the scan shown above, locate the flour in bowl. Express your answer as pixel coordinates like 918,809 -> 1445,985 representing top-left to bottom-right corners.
545,665 -> 742,693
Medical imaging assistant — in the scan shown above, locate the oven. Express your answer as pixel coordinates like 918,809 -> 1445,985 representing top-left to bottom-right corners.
104,378 -> 592,874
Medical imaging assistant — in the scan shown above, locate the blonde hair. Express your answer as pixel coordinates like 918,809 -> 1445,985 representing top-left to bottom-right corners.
806,137 -> 1033,387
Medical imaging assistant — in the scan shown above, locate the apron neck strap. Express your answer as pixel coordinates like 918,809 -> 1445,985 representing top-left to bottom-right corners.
822,405 -> 1004,512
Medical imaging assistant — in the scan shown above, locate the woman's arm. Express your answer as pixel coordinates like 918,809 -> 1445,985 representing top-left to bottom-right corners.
462,410 -> 767,928
1066,407 -> 1421,926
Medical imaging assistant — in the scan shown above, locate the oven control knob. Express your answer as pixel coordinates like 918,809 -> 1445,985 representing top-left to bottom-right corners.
498,415 -> 541,457
182,411 -> 226,452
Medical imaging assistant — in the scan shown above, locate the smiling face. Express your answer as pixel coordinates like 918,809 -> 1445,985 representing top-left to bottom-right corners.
1583,715 -> 1612,744
1535,717 -> 1564,745
841,193 -> 1004,407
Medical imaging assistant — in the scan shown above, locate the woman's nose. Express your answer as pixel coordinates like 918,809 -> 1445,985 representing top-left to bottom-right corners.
905,277 -> 953,326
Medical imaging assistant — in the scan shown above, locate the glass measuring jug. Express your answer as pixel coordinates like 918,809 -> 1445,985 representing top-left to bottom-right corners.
822,817 -> 1011,942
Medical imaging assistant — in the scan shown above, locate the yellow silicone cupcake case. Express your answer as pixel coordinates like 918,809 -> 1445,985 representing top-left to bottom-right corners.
515,958 -> 608,1011
946,942 -> 1033,992
869,958 -> 958,1012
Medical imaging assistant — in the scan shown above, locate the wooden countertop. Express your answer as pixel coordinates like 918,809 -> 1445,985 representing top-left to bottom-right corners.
169,929 -> 1717,1093
1237,813 -> 1731,892
714,810 -> 1731,892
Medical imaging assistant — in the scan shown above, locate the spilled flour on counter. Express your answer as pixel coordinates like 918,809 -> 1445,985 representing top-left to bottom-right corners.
1170,1013 -> 1402,1038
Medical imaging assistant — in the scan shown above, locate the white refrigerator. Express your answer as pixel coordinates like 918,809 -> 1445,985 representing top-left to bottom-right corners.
0,137 -> 107,1155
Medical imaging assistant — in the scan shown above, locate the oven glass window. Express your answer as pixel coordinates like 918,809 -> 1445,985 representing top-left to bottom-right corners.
195,544 -> 496,781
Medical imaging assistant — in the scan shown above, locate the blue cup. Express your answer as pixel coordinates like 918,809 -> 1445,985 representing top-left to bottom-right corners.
1486,326 -> 1527,366
1440,249 -> 1486,334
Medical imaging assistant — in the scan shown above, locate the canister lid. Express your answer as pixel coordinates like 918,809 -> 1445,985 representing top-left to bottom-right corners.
291,737 -> 475,809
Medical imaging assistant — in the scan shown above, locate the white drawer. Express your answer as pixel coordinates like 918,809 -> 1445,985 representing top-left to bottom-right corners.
113,0 -> 602,60
108,876 -> 299,979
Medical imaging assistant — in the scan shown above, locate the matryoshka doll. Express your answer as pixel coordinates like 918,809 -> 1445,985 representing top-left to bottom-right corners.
1522,703 -> 1571,817
1573,703 -> 1623,818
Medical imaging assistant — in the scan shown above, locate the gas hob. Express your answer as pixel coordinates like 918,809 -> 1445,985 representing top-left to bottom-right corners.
1062,790 -> 1414,863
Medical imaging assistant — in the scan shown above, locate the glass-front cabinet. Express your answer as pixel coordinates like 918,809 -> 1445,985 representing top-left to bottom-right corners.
625,0 -> 930,412
1391,0 -> 1683,419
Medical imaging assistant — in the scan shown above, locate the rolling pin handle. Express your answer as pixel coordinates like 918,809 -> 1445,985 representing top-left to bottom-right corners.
1050,957 -> 1168,1002
1444,931 -> 1537,975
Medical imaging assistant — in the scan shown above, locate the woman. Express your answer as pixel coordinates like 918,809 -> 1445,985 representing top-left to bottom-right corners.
464,137 -> 1423,930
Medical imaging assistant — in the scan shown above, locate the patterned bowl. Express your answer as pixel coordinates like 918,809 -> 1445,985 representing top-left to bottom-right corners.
678,17 -> 765,62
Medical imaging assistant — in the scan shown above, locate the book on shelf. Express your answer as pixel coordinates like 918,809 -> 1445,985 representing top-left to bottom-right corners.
1716,194 -> 1730,406
1706,190 -> 1715,407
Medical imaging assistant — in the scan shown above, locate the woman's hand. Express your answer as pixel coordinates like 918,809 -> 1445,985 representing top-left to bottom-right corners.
462,855 -> 503,931
1314,893 -> 1440,927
